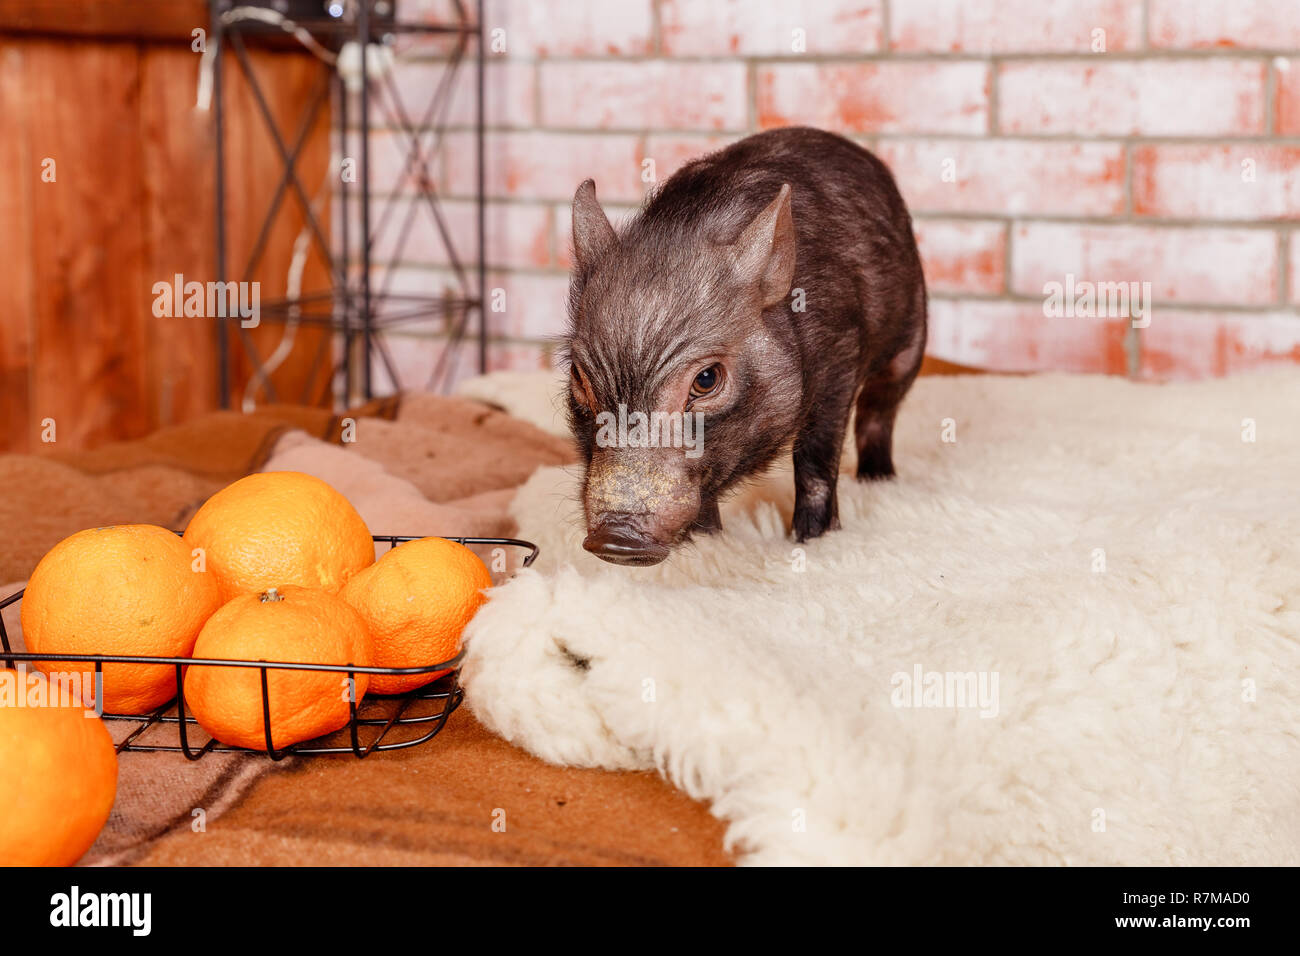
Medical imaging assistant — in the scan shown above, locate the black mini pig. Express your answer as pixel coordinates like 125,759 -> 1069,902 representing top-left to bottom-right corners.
563,126 -> 927,566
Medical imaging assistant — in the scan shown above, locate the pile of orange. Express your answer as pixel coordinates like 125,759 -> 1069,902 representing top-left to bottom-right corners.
8,470 -> 495,865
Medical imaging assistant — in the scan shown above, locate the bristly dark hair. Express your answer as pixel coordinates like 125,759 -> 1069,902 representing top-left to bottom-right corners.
557,126 -> 928,554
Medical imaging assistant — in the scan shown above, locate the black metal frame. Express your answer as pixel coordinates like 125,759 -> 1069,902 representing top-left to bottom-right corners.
0,535 -> 538,761
209,0 -> 487,408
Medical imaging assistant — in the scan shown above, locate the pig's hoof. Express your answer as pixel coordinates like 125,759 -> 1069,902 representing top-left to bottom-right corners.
792,511 -> 840,543
856,451 -> 896,482
690,516 -> 723,535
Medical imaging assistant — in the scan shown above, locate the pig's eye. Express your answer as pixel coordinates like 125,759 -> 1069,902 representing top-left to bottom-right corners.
690,364 -> 723,399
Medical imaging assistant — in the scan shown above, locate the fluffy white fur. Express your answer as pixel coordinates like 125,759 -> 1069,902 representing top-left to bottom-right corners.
461,371 -> 1300,865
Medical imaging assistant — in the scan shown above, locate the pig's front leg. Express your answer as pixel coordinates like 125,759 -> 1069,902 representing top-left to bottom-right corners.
791,400 -> 851,542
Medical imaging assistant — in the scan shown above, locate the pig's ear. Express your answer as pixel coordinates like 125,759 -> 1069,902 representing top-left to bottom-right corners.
729,183 -> 796,309
572,179 -> 617,271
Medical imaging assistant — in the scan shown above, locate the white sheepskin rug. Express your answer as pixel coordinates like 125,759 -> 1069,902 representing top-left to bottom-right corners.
460,371 -> 1300,865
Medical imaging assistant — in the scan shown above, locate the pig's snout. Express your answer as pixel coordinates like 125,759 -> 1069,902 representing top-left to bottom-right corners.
583,514 -> 670,566
582,447 -> 701,565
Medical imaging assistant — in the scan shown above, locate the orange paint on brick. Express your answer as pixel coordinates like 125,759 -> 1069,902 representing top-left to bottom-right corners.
926,300 -> 1130,375
1099,152 -> 1126,188
1132,145 -> 1300,219
1140,311 -> 1300,380
836,89 -> 894,132
1131,146 -> 1160,217
1278,60 -> 1300,136
1148,0 -> 1300,50
891,0 -> 1142,53
914,221 -> 1006,295
756,63 -> 988,134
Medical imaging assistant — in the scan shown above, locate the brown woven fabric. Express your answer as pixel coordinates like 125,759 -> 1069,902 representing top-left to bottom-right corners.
43,410 -> 310,482
365,394 -> 578,503
0,457 -> 221,584
125,712 -> 730,867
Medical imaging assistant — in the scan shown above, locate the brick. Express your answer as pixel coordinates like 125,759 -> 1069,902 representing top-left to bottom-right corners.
926,299 -> 1129,374
1278,58 -> 1300,135
365,266 -> 464,334
1149,0 -> 1300,50
486,341 -> 558,372
642,134 -> 735,184
367,336 -> 436,396
442,131 -> 644,202
757,62 -> 989,135
1133,145 -> 1300,220
998,59 -> 1266,136
1011,223 -> 1279,306
540,61 -> 748,131
877,140 -> 1126,216
370,330 -> 554,396
659,0 -> 883,55
366,128 -> 443,195
388,59 -> 535,129
361,267 -> 473,356
890,0 -> 1142,53
403,0 -> 468,25
913,220 -> 1006,294
484,271 -> 573,339
1291,234 -> 1300,304
1140,311 -> 1300,379
483,0 -> 654,57
437,339 -> 560,393
367,199 -> 552,269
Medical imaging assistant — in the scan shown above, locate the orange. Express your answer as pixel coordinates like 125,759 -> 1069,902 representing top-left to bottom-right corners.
0,668 -> 118,865
184,585 -> 372,750
340,537 -> 492,695
182,471 -> 374,603
20,524 -> 222,713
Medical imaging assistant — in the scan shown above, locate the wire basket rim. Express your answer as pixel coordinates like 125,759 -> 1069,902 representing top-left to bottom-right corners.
0,533 -> 537,674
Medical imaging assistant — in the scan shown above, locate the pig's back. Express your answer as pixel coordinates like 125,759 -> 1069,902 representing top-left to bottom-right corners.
632,127 -> 923,346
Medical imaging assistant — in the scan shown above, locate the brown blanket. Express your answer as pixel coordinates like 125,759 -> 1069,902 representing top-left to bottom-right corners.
125,712 -> 729,866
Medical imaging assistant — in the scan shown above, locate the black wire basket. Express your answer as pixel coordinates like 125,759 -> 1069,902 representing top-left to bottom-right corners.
0,535 -> 537,761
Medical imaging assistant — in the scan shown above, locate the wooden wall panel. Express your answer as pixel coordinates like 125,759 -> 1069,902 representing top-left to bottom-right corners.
23,39 -> 152,450
0,25 -> 334,452
0,42 -> 34,452
139,44 -> 219,427
0,1 -> 207,42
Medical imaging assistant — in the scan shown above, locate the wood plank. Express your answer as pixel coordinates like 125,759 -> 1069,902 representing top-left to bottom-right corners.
0,41 -> 35,452
0,33 -> 335,452
139,44 -> 220,425
24,39 -> 153,450
0,1 -> 208,43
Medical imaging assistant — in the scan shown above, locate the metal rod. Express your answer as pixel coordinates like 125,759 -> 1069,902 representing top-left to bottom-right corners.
336,64 -> 350,409
212,0 -> 229,409
359,0 -> 373,400
476,0 -> 487,375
